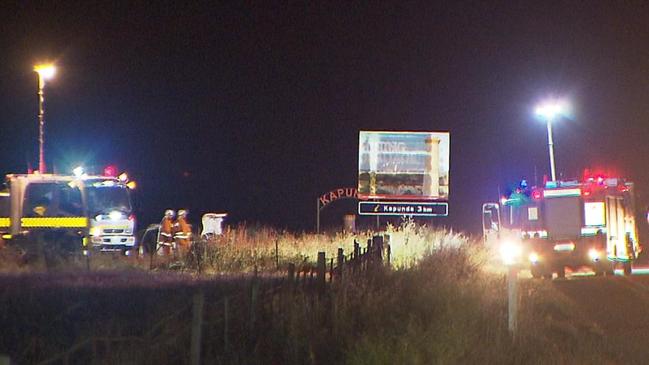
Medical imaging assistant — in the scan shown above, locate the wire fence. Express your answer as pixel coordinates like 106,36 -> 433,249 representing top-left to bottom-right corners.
9,235 -> 391,365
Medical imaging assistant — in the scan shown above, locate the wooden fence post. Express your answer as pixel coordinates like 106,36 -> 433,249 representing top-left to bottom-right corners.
372,235 -> 384,262
337,248 -> 344,282
329,258 -> 334,283
387,244 -> 391,266
275,239 -> 279,270
250,269 -> 259,331
190,290 -> 205,365
288,263 -> 295,285
354,240 -> 360,272
317,252 -> 326,295
224,296 -> 230,353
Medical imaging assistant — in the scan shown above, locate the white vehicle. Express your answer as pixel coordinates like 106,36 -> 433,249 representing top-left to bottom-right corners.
0,173 -> 136,253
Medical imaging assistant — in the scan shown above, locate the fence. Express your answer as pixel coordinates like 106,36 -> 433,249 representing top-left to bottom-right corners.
24,235 -> 390,365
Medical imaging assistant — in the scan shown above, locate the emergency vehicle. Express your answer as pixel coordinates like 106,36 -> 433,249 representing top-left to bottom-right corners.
482,175 -> 640,278
0,172 -> 136,253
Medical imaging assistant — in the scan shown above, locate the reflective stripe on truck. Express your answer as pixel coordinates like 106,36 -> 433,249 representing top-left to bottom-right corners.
21,217 -> 88,228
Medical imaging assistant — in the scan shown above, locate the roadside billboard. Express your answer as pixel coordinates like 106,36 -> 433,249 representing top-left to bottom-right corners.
358,131 -> 450,202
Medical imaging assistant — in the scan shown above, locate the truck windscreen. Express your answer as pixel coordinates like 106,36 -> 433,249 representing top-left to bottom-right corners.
86,186 -> 132,215
544,196 -> 581,239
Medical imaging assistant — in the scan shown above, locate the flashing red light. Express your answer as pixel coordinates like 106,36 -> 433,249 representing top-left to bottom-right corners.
103,165 -> 118,177
532,190 -> 542,200
128,214 -> 136,221
583,189 -> 591,197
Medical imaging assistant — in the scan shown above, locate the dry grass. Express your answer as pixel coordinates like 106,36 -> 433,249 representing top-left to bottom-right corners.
0,222 -> 641,364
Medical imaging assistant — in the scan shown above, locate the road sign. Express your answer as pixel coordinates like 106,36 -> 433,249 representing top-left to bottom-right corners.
358,201 -> 448,216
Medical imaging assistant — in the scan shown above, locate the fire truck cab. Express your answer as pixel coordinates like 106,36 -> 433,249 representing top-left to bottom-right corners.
0,173 -> 136,253
483,176 -> 640,278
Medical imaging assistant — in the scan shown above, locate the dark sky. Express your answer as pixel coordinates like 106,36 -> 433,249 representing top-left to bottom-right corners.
1,2 -> 649,233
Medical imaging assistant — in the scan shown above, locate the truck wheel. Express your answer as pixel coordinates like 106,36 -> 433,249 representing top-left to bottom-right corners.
623,261 -> 632,276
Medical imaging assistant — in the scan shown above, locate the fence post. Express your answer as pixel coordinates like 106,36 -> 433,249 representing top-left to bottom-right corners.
250,268 -> 259,331
354,240 -> 360,259
224,296 -> 230,353
508,267 -> 519,338
387,244 -> 391,266
275,239 -> 279,270
317,252 -> 326,295
329,258 -> 334,283
372,235 -> 384,263
337,248 -> 344,282
190,290 -> 205,365
288,263 -> 295,285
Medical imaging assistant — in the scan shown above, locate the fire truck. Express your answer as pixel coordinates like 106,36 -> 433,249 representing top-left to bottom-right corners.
482,176 -> 641,278
0,172 -> 136,253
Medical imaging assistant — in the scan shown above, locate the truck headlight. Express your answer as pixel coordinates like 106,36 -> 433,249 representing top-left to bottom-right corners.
529,252 -> 540,264
500,241 -> 522,266
90,227 -> 101,236
588,248 -> 600,262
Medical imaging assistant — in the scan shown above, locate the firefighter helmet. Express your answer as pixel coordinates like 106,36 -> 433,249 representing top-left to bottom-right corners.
164,209 -> 175,218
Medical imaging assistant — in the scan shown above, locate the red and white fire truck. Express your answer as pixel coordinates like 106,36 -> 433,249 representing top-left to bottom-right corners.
482,175 -> 641,278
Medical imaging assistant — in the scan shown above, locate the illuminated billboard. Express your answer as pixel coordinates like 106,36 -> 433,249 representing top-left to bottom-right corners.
358,131 -> 450,201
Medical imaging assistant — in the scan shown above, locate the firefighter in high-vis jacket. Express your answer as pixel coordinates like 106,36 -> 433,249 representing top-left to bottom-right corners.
158,209 -> 175,255
173,209 -> 192,252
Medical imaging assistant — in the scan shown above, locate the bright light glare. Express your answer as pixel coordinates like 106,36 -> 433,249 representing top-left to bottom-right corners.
118,172 -> 128,182
72,166 -> 84,177
529,252 -> 539,263
34,64 -> 56,79
109,211 -> 124,221
588,248 -> 600,262
535,100 -> 569,121
500,241 -> 522,266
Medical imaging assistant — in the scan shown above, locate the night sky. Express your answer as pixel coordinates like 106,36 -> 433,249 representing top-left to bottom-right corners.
1,2 -> 649,234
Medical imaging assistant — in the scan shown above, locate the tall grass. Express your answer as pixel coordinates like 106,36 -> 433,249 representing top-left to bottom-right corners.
0,222 -> 629,364
179,218 -> 475,274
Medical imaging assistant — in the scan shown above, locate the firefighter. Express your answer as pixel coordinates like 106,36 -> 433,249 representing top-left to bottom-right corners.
158,209 -> 175,255
173,209 -> 193,252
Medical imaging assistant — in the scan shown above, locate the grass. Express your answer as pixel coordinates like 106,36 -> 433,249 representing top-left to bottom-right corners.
0,221 -> 643,364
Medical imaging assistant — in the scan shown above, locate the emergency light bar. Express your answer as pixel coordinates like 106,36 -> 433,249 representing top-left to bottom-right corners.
543,188 -> 581,198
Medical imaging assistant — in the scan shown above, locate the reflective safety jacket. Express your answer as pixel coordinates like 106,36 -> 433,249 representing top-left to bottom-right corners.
173,217 -> 192,248
159,217 -> 174,245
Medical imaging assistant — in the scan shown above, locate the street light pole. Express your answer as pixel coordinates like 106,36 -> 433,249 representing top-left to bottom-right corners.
37,72 -> 46,174
34,64 -> 56,174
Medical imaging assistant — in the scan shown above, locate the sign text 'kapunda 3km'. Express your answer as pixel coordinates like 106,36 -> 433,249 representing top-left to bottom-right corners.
357,131 -> 450,216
